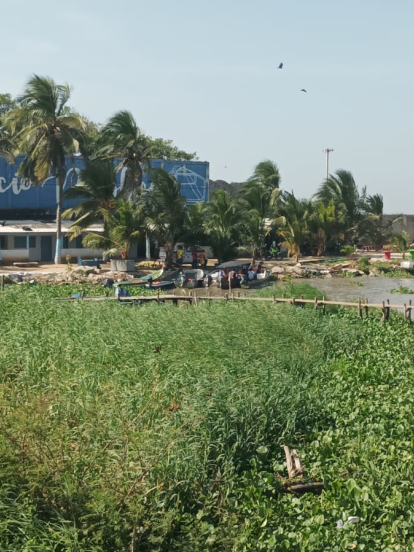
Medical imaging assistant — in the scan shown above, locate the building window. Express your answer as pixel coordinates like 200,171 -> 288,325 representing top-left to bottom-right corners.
63,235 -> 84,249
29,236 -> 36,248
0,236 -> 7,250
14,236 -> 27,249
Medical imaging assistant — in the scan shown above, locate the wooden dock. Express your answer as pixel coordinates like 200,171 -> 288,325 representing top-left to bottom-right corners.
55,290 -> 413,322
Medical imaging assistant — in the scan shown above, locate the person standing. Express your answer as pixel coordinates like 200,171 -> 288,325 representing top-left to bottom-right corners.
192,247 -> 198,269
200,250 -> 206,268
177,247 -> 183,267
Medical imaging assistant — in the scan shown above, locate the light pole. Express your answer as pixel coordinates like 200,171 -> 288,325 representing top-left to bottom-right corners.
323,148 -> 334,180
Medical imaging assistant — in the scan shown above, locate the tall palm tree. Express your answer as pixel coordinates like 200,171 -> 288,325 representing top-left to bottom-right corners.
238,160 -> 281,261
62,159 -> 117,237
204,189 -> 241,263
307,200 -> 337,256
97,110 -> 151,197
249,159 -> 281,190
3,75 -> 86,263
314,170 -> 364,243
82,198 -> 142,259
0,126 -> 14,162
278,192 -> 310,263
143,168 -> 188,268
181,203 -> 207,246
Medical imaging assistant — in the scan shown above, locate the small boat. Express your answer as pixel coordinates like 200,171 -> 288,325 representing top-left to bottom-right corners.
176,269 -> 204,288
114,268 -> 165,289
145,280 -> 175,291
214,260 -> 272,289
400,261 -> 414,272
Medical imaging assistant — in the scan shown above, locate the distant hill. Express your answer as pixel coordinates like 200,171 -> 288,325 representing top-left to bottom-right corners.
209,179 -> 243,198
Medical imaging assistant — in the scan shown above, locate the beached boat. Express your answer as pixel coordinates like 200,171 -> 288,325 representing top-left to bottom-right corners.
113,268 -> 164,289
176,269 -> 204,289
145,280 -> 175,291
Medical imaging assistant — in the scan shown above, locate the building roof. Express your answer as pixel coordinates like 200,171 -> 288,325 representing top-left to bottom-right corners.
0,220 -> 104,234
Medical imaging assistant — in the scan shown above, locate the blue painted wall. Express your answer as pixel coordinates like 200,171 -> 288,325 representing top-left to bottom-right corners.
0,156 -> 209,212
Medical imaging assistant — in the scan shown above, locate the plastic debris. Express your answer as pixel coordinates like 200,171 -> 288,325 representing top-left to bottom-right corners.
337,520 -> 344,529
347,516 -> 360,524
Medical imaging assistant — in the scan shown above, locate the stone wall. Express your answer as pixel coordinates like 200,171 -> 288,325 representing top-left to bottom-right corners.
383,214 -> 414,241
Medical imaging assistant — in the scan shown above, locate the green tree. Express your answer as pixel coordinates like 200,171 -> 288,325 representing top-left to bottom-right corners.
238,160 -> 281,261
82,198 -> 142,259
98,110 -> 151,196
143,168 -> 188,268
147,137 -> 197,160
391,231 -> 410,259
62,159 -> 117,236
307,200 -> 337,256
181,203 -> 207,246
3,75 -> 86,263
315,170 -> 364,243
278,192 -> 310,263
204,189 -> 241,263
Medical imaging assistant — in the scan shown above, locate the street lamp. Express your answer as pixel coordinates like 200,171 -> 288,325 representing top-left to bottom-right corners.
323,149 -> 334,180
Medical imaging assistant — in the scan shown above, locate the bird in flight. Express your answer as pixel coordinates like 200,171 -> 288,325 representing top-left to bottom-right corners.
301,89 -> 307,92
278,62 -> 283,69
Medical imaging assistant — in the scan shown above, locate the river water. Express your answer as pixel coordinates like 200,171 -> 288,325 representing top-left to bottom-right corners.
191,276 -> 414,309
309,276 -> 414,307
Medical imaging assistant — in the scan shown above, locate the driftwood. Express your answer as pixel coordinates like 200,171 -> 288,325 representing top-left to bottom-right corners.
283,446 -> 323,494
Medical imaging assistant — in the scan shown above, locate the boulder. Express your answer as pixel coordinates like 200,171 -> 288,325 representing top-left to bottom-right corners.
271,266 -> 285,274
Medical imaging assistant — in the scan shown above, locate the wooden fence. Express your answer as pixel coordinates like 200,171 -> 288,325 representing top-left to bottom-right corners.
55,289 -> 413,322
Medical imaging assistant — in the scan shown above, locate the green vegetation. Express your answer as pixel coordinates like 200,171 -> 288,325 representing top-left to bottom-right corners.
2,285 -> 414,550
390,285 -> 413,294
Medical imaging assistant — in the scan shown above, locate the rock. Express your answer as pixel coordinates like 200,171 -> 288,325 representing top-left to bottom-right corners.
271,266 -> 285,274
324,273 -> 333,278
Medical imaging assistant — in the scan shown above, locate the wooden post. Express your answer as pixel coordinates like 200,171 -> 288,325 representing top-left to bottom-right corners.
225,293 -> 229,301
322,296 -> 326,315
364,298 -> 369,318
232,292 -> 235,301
282,292 -> 285,299
292,296 -> 296,306
386,299 -> 390,321
314,297 -> 318,310
358,299 -> 363,318
157,290 -> 160,303
409,300 -> 412,322
300,294 -> 305,308
273,294 -> 276,304
381,300 -> 386,322
0,275 -> 4,291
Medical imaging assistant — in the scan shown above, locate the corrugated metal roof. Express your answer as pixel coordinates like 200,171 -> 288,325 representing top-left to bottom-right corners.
0,220 -> 104,234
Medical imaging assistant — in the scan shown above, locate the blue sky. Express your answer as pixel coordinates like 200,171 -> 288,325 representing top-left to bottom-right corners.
1,0 -> 413,212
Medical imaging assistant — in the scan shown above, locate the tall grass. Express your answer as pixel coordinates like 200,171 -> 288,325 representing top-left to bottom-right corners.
1,285 -> 414,550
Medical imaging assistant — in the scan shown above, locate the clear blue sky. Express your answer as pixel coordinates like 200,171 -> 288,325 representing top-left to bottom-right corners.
1,0 -> 413,212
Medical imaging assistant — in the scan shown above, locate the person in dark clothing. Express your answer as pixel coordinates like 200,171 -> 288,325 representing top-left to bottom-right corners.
192,247 -> 198,269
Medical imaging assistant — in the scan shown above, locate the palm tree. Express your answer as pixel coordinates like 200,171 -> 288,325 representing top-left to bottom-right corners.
314,170 -> 364,243
3,75 -> 86,263
278,192 -> 310,263
143,168 -> 188,268
97,110 -> 151,196
204,189 -> 241,263
0,126 -> 14,162
181,203 -> 207,246
307,200 -> 337,256
391,231 -> 410,259
62,159 -> 117,236
238,161 -> 281,261
249,159 -> 281,190
82,199 -> 142,259
360,193 -> 390,249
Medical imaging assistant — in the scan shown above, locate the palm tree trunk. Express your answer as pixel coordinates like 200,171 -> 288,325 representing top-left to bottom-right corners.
54,173 -> 64,264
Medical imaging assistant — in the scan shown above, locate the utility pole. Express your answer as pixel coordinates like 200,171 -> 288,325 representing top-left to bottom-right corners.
323,148 -> 334,180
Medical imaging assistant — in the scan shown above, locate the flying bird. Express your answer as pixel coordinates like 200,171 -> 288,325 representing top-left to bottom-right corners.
278,63 -> 283,69
301,89 -> 307,92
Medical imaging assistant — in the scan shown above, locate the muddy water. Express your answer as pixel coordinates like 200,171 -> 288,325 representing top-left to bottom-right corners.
190,276 -> 414,309
309,276 -> 414,307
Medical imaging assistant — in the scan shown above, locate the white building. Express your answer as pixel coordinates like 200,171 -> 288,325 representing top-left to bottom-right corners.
0,221 -> 104,263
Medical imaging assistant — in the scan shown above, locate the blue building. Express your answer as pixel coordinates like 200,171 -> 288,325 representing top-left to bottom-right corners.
0,156 -> 209,262
0,156 -> 209,217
